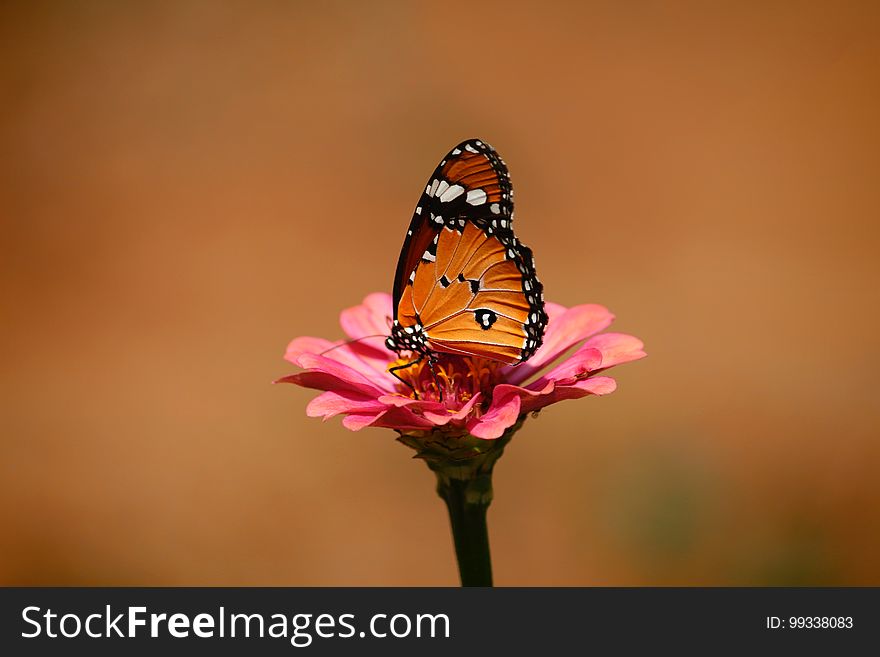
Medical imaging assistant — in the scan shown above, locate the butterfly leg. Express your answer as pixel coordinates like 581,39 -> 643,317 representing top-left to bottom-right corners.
426,356 -> 443,403
389,357 -> 423,399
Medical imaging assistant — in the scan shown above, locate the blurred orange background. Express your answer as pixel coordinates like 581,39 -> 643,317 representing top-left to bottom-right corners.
2,1 -> 879,585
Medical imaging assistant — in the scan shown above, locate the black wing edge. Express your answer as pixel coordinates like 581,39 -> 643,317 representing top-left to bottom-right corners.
391,138 -> 513,316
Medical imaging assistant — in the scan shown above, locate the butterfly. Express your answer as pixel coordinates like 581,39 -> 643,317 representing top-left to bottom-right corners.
384,139 -> 548,389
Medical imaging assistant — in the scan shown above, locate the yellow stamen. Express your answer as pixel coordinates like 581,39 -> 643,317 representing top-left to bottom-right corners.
387,354 -> 502,402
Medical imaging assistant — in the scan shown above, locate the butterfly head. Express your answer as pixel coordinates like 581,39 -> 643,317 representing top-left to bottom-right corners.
385,319 -> 431,358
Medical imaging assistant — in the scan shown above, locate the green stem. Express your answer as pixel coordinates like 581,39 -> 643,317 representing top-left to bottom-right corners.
436,473 -> 494,586
397,421 -> 519,587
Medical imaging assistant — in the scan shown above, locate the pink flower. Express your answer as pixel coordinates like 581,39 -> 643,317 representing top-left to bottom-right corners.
277,293 -> 645,440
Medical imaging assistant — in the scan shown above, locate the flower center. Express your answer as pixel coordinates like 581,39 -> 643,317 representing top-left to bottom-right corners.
388,355 -> 502,404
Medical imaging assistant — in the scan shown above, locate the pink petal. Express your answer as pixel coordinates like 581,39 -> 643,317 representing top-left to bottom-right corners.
284,336 -> 334,364
476,376 -> 618,421
298,352 -> 394,394
277,348 -> 393,397
378,394 -> 445,412
467,388 -> 522,440
520,376 -> 618,414
576,376 -> 618,395
529,346 -> 603,388
363,292 -> 394,321
344,405 -> 437,432
342,338 -> 400,383
275,371 -> 379,397
583,332 -> 647,369
375,406 -> 438,431
339,293 -> 394,341
285,336 -> 397,390
377,395 -> 449,424
504,303 -> 615,385
306,390 -> 388,420
342,410 -> 388,431
377,392 -> 483,426
377,394 -> 452,425
422,393 -> 483,425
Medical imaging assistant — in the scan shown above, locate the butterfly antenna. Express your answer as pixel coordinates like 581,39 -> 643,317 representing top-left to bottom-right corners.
318,334 -> 387,356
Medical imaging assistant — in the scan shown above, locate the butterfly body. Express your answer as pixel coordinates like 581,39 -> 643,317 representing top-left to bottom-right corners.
385,139 -> 548,374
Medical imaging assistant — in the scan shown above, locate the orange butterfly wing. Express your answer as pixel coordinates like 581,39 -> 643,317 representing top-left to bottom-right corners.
391,139 -> 547,365
397,222 -> 543,365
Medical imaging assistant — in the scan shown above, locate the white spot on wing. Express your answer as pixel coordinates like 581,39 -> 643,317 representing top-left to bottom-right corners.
466,189 -> 487,205
429,179 -> 440,197
435,180 -> 449,197
415,206 -> 422,215
490,203 -> 500,214
439,184 -> 465,202
465,144 -> 479,153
